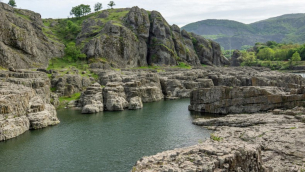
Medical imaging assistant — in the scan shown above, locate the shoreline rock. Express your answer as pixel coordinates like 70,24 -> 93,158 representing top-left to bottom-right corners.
189,86 -> 305,114
0,71 -> 60,141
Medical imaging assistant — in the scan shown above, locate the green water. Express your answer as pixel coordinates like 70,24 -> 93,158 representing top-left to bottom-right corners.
0,99 -> 211,172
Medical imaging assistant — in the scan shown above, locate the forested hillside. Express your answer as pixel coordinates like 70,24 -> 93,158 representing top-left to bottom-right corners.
182,14 -> 305,50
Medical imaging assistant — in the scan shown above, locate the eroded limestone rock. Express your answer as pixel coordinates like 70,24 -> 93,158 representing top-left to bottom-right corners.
189,86 -> 305,114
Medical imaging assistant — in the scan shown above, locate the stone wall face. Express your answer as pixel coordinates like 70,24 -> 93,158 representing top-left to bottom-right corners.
75,67 -> 305,113
189,86 -> 305,114
0,71 -> 59,141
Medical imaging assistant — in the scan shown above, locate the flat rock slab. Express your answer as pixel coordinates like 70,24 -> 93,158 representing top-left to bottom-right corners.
194,110 -> 305,171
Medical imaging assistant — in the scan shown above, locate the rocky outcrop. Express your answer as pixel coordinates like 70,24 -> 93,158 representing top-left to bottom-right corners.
190,33 -> 230,66
0,71 -> 59,141
51,73 -> 92,97
78,7 -> 229,68
189,86 -> 305,114
193,108 -> 305,171
132,140 -> 264,171
78,83 -> 104,114
82,20 -> 148,68
230,50 -> 242,66
0,2 -> 64,69
75,67 -> 305,112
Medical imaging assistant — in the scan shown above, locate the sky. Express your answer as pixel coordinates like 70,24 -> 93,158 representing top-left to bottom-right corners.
7,0 -> 305,27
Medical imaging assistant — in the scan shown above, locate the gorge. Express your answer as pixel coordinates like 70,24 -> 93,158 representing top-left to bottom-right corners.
0,1 -> 305,172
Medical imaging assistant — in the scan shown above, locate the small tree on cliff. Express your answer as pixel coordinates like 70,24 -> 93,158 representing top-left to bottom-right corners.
108,1 -> 115,9
8,0 -> 16,7
94,2 -> 102,12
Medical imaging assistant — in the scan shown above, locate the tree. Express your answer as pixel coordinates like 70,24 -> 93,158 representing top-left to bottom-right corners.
70,4 -> 91,17
257,48 -> 275,60
108,1 -> 115,9
8,0 -> 16,7
65,42 -> 87,61
291,52 -> 301,65
94,2 -> 102,12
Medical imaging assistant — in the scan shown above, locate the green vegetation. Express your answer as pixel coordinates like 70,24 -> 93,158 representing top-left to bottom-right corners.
210,134 -> 223,141
108,1 -> 116,9
94,2 -> 103,12
175,62 -> 192,69
65,42 -> 86,61
182,14 -> 305,50
47,58 -> 98,80
59,92 -> 81,103
70,4 -> 91,18
8,0 -> 16,7
235,41 -> 305,70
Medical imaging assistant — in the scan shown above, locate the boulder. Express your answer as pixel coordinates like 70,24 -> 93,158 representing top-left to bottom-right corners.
128,96 -> 143,110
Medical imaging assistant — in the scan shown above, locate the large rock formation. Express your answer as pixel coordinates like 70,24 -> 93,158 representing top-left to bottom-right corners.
74,67 -> 305,112
0,71 -> 59,141
0,2 -> 64,69
78,7 -> 229,67
193,108 -> 305,171
230,50 -> 242,66
132,140 -> 264,171
189,86 -> 305,114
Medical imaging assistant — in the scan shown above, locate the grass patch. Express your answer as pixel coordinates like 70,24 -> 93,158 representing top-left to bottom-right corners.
14,10 -> 31,21
47,57 -> 98,80
59,92 -> 81,103
172,62 -> 192,69
210,134 -> 223,141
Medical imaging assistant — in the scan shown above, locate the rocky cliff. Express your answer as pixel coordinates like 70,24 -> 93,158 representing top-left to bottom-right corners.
0,3 -> 64,69
63,66 -> 305,113
0,71 -> 60,141
44,6 -> 229,68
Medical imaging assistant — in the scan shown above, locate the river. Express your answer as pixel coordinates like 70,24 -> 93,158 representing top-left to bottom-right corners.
0,99 -> 211,172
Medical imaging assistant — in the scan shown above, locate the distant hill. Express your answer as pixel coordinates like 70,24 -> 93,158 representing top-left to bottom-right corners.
182,13 -> 305,50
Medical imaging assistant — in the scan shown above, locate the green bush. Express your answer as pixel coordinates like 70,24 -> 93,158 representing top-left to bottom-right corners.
65,42 -> 87,61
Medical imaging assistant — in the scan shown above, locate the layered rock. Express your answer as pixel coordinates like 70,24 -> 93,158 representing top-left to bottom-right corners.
75,67 -> 305,112
132,140 -> 264,171
51,73 -> 92,97
189,86 -> 305,114
78,83 -> 104,114
193,108 -> 305,171
0,2 -> 64,69
0,71 -> 59,141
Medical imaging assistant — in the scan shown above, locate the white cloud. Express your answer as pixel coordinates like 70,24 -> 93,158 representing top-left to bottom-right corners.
12,0 -> 305,26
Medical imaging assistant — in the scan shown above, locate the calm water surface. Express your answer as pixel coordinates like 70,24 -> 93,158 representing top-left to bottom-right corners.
0,99 -> 211,172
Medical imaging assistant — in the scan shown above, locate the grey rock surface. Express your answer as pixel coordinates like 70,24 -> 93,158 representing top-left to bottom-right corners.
193,108 -> 305,171
0,2 -> 64,69
189,86 -> 305,114
0,71 -> 59,141
132,140 -> 265,172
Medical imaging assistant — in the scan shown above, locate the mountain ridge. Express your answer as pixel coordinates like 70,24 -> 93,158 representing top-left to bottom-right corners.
182,13 -> 305,50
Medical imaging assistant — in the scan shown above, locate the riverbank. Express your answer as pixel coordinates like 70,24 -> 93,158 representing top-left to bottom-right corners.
0,99 -> 210,172
132,108 -> 305,171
